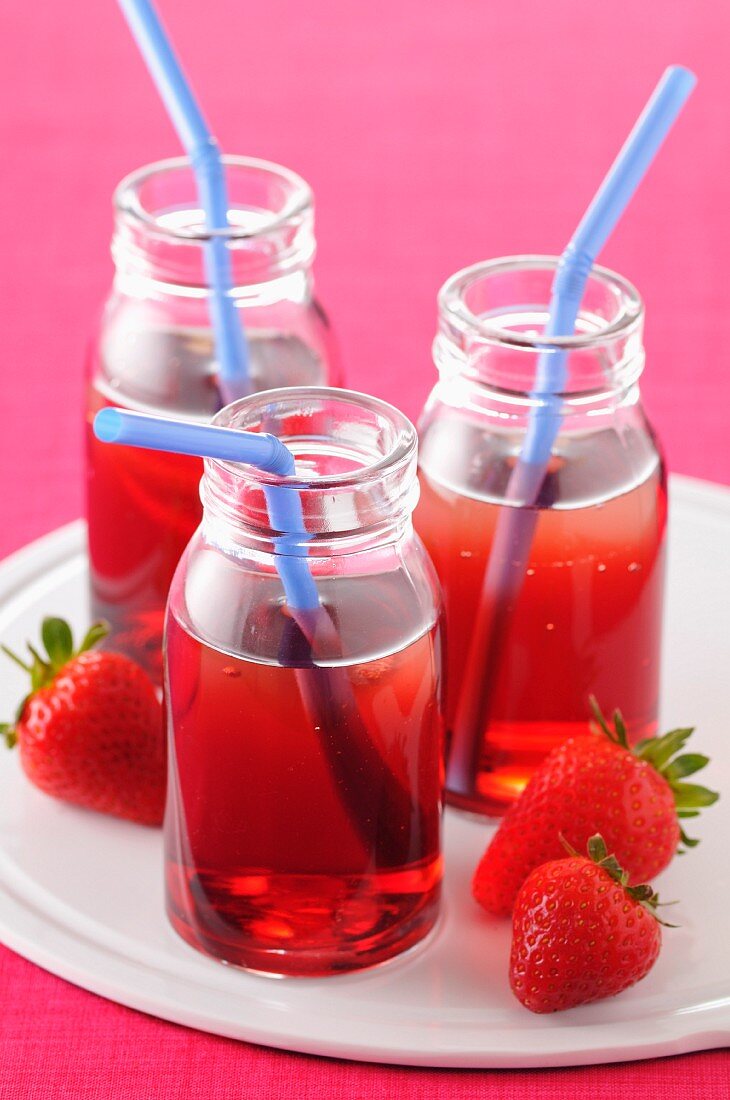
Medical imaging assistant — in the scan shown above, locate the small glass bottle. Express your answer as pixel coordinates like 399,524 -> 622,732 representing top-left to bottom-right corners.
415,257 -> 667,816
164,388 -> 444,976
86,156 -> 341,681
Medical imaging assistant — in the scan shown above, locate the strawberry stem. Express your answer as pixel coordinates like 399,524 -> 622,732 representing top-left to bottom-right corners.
78,621 -> 110,654
587,834 -> 609,863
1,617 -> 111,750
41,617 -> 74,669
589,695 -> 628,749
0,644 -> 31,674
583,833 -> 676,924
589,699 -> 719,851
0,722 -> 17,749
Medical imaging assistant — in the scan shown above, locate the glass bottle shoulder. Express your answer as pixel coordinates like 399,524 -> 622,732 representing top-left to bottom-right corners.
417,382 -> 664,511
167,529 -> 442,667
88,290 -> 337,419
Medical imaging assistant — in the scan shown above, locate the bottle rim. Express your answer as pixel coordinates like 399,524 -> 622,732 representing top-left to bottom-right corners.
440,255 -> 644,351
114,154 -> 313,244
207,387 -> 417,491
201,388 -> 420,552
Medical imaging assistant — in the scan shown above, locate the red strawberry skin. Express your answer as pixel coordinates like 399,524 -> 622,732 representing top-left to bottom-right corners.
16,651 -> 165,826
473,734 -> 679,916
510,856 -> 662,1013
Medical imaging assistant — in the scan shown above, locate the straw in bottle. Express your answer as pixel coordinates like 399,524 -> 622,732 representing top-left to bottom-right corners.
94,408 -> 423,864
116,0 -> 250,402
446,66 -> 697,799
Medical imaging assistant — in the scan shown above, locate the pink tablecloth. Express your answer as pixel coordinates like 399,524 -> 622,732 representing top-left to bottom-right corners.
1,0 -> 728,1095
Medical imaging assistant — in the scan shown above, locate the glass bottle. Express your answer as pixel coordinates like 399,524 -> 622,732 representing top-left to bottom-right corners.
164,388 -> 444,976
415,257 -> 667,816
86,156 -> 341,682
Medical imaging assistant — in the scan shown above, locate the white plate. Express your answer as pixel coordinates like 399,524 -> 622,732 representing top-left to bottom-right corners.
1,475 -> 729,1068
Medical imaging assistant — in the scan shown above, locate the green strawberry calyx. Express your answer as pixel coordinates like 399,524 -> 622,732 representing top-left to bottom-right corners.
562,833 -> 675,925
0,617 -> 109,748
589,696 -> 719,851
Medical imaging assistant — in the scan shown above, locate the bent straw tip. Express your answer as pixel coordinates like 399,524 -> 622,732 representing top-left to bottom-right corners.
93,408 -> 124,443
662,64 -> 697,96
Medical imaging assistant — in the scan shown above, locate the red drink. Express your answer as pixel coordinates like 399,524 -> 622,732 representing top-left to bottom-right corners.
416,256 -> 667,815
86,328 -> 333,683
87,383 -> 204,682
165,606 -> 443,976
163,388 -> 444,975
86,157 -> 342,681
416,466 -> 666,814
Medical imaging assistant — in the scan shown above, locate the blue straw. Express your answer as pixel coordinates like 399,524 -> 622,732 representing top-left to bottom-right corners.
447,66 -> 697,798
116,0 -> 250,400
94,408 -> 319,611
522,65 -> 696,467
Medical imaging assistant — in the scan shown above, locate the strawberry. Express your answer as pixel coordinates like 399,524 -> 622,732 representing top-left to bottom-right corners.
510,834 -> 665,1013
2,618 -> 165,826
473,699 -> 718,916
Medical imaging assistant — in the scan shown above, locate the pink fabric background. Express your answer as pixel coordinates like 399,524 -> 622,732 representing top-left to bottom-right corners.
0,0 -> 728,1094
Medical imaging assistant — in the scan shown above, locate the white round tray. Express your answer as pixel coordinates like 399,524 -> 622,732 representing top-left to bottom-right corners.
0,475 -> 729,1068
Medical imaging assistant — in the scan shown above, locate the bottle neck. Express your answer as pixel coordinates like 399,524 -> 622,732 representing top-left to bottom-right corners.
111,155 -> 316,299
200,389 -> 420,559
434,255 -> 646,413
429,353 -> 645,430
